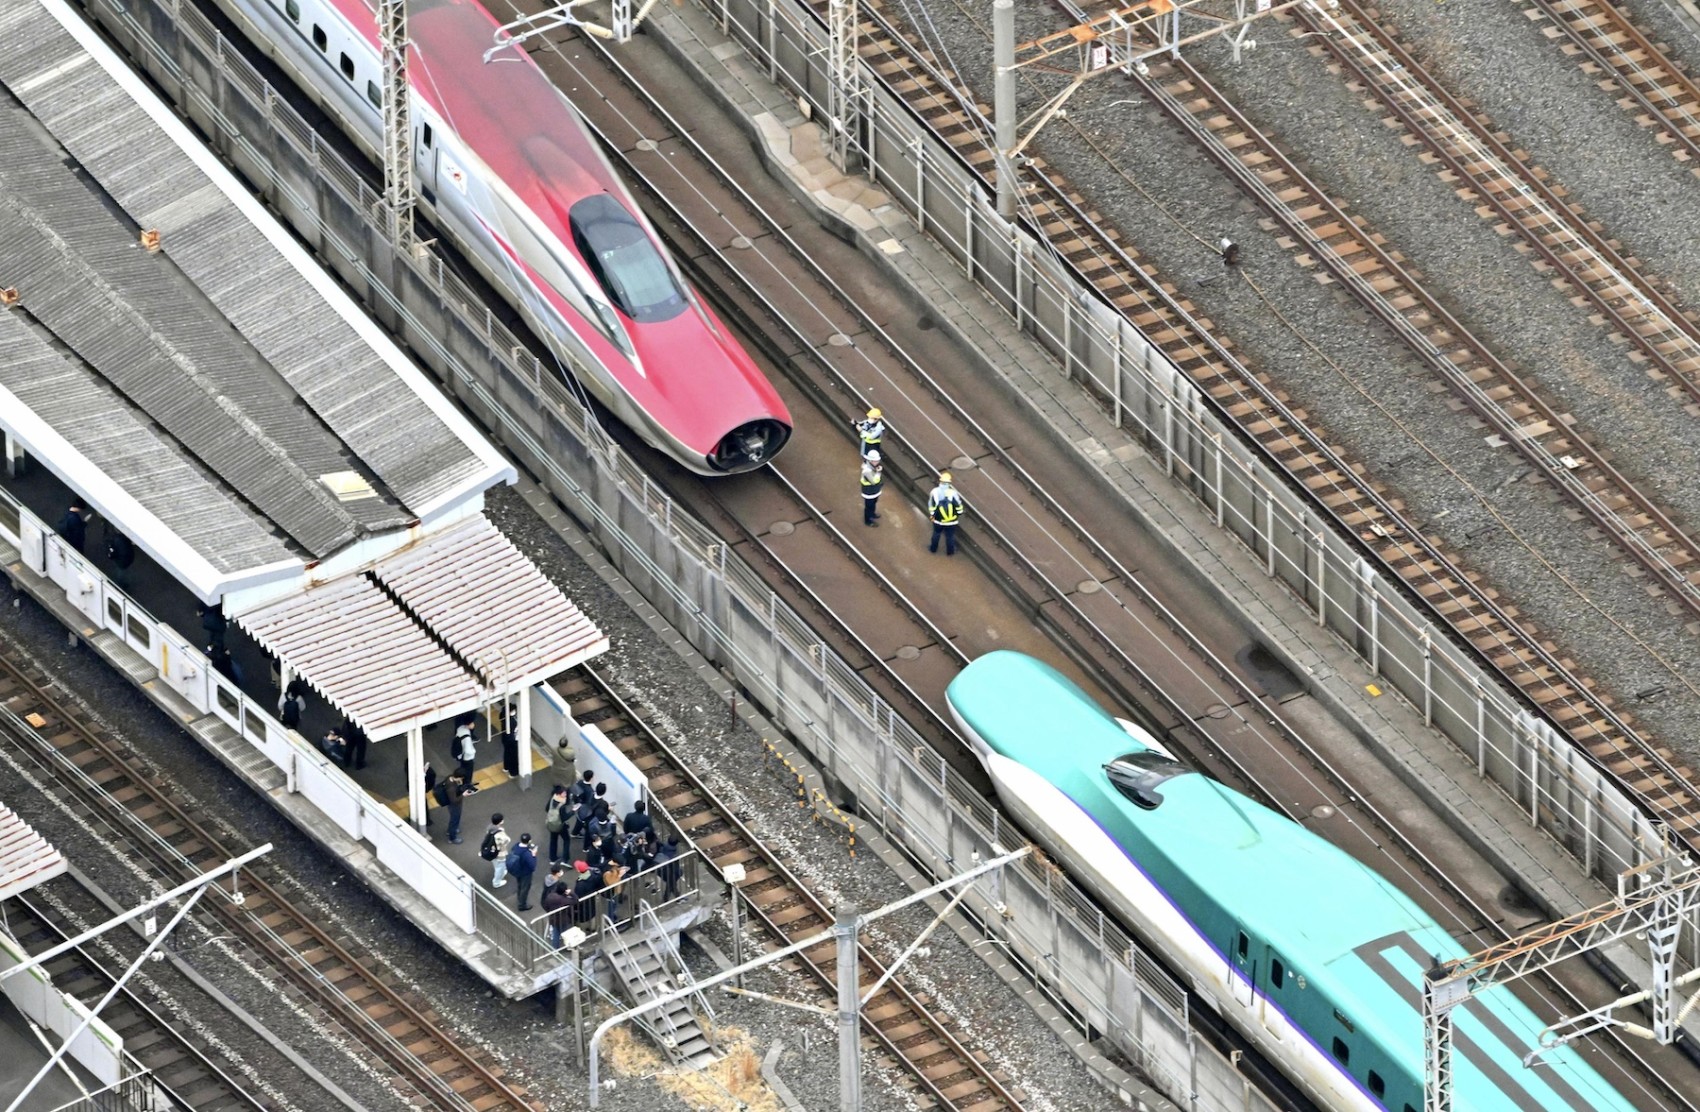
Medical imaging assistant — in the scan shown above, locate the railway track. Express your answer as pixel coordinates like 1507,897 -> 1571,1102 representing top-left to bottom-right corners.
1300,0 -> 1700,415
513,14 -> 1699,1105
793,0 -> 1700,843
1516,0 -> 1700,167
0,646 -> 543,1112
551,663 -> 1025,1112
1,887 -> 269,1110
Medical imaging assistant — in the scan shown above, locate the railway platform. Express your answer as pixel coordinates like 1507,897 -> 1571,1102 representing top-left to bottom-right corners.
0,0 -> 709,1001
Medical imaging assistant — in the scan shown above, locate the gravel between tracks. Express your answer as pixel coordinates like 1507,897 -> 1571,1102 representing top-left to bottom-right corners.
894,0 -> 1700,770
0,478 -> 1121,1112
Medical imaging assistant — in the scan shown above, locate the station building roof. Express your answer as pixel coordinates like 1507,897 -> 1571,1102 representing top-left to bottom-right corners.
0,10 -> 514,602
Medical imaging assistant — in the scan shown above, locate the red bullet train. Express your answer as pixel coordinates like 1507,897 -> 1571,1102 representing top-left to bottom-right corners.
224,0 -> 791,473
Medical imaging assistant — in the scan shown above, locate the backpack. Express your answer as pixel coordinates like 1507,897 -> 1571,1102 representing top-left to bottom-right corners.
506,845 -> 534,873
545,798 -> 565,833
479,830 -> 500,861
432,780 -> 452,807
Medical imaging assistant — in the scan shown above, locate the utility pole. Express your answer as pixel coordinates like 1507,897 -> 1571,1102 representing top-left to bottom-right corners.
827,0 -> 860,169
994,0 -> 1017,217
836,902 -> 861,1111
378,0 -> 415,251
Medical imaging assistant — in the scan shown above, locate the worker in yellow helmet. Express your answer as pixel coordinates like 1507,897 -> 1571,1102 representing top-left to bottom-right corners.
927,471 -> 964,556
854,407 -> 884,460
860,451 -> 884,526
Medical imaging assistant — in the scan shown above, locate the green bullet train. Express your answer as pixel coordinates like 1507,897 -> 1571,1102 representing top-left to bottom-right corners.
946,651 -> 1641,1112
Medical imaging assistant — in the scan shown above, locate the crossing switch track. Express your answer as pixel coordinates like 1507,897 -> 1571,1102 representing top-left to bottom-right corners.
0,642 -> 544,1112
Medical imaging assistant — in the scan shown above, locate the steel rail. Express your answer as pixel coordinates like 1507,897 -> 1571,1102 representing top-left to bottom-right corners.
1307,0 -> 1700,412
0,651 -> 541,1112
1519,0 -> 1700,167
573,664 -> 1025,1110
3,888 -> 270,1111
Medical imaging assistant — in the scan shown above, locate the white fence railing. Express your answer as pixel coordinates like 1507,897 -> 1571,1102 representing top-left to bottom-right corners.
1,495 -> 479,937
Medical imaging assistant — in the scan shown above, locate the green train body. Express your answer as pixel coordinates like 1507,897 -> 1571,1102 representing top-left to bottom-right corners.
947,651 -> 1640,1111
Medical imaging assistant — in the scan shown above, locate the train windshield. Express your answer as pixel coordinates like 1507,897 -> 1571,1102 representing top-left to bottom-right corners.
568,195 -> 688,324
1103,752 -> 1193,811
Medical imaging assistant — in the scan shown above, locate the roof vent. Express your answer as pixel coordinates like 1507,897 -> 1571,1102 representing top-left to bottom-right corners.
319,471 -> 378,502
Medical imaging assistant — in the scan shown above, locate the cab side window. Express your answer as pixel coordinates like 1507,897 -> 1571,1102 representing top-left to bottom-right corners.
284,0 -> 299,21
311,23 -> 327,51
339,52 -> 355,81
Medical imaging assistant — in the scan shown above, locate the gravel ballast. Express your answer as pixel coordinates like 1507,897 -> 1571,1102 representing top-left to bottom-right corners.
0,477 -> 1127,1112
887,0 -> 1700,769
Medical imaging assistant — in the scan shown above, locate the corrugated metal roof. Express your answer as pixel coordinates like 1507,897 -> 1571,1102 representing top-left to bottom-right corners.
0,312 -> 301,577
373,515 -> 609,687
234,574 -> 483,739
0,138 -> 404,556
0,802 -> 67,901
0,6 -> 505,533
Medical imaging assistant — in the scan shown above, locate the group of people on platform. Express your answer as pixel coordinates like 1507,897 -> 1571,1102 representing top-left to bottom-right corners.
855,410 -> 967,554
478,770 -> 683,947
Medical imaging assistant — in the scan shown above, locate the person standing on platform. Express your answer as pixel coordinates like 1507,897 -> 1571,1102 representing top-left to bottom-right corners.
854,408 -> 884,459
56,504 -> 88,554
341,716 -> 368,770
104,527 -> 135,587
197,603 -> 227,648
278,690 -> 303,732
656,836 -> 682,900
452,717 -> 478,784
541,881 -> 576,948
623,799 -> 653,840
319,728 -> 347,766
927,471 -> 965,556
545,784 -> 572,864
860,451 -> 884,526
571,861 -> 599,924
437,770 -> 471,843
601,861 -> 629,923
483,813 -> 513,887
507,834 -> 539,911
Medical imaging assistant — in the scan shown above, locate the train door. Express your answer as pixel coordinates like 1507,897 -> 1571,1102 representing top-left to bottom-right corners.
416,121 -> 437,205
1260,949 -> 1287,1040
1231,929 -> 1255,1009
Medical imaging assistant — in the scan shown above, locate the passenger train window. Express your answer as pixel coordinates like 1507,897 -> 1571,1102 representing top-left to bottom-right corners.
339,52 -> 355,81
1270,957 -> 1285,988
1103,751 -> 1192,811
421,123 -> 433,147
1235,933 -> 1249,961
284,0 -> 299,21
1368,1071 -> 1385,1099
367,80 -> 381,107
312,23 -> 327,51
568,194 -> 688,323
1331,1037 -> 1349,1066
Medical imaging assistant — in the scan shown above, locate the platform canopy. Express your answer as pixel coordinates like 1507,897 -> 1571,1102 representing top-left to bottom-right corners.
0,803 -> 68,901
368,514 -> 609,691
232,513 -> 608,739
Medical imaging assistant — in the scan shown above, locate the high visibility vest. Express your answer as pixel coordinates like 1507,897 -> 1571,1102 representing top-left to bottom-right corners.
857,419 -> 884,450
861,463 -> 883,496
929,486 -> 962,524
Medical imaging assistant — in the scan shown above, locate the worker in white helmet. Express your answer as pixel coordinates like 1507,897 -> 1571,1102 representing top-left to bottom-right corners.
860,451 -> 884,526
854,407 -> 884,459
927,471 -> 964,556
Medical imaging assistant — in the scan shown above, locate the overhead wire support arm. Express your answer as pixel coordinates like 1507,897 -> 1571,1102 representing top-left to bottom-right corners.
482,0 -> 625,59
997,0 -> 1326,161
1420,847 -> 1700,1111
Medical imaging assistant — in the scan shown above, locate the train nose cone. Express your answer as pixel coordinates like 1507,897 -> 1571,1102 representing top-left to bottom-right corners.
710,419 -> 791,473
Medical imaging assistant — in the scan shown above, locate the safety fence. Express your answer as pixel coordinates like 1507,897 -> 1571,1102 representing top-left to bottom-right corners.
59,0 -> 1673,1105
47,1072 -> 163,1112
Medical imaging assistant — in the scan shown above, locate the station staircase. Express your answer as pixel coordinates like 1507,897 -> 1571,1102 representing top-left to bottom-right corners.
602,901 -> 721,1069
